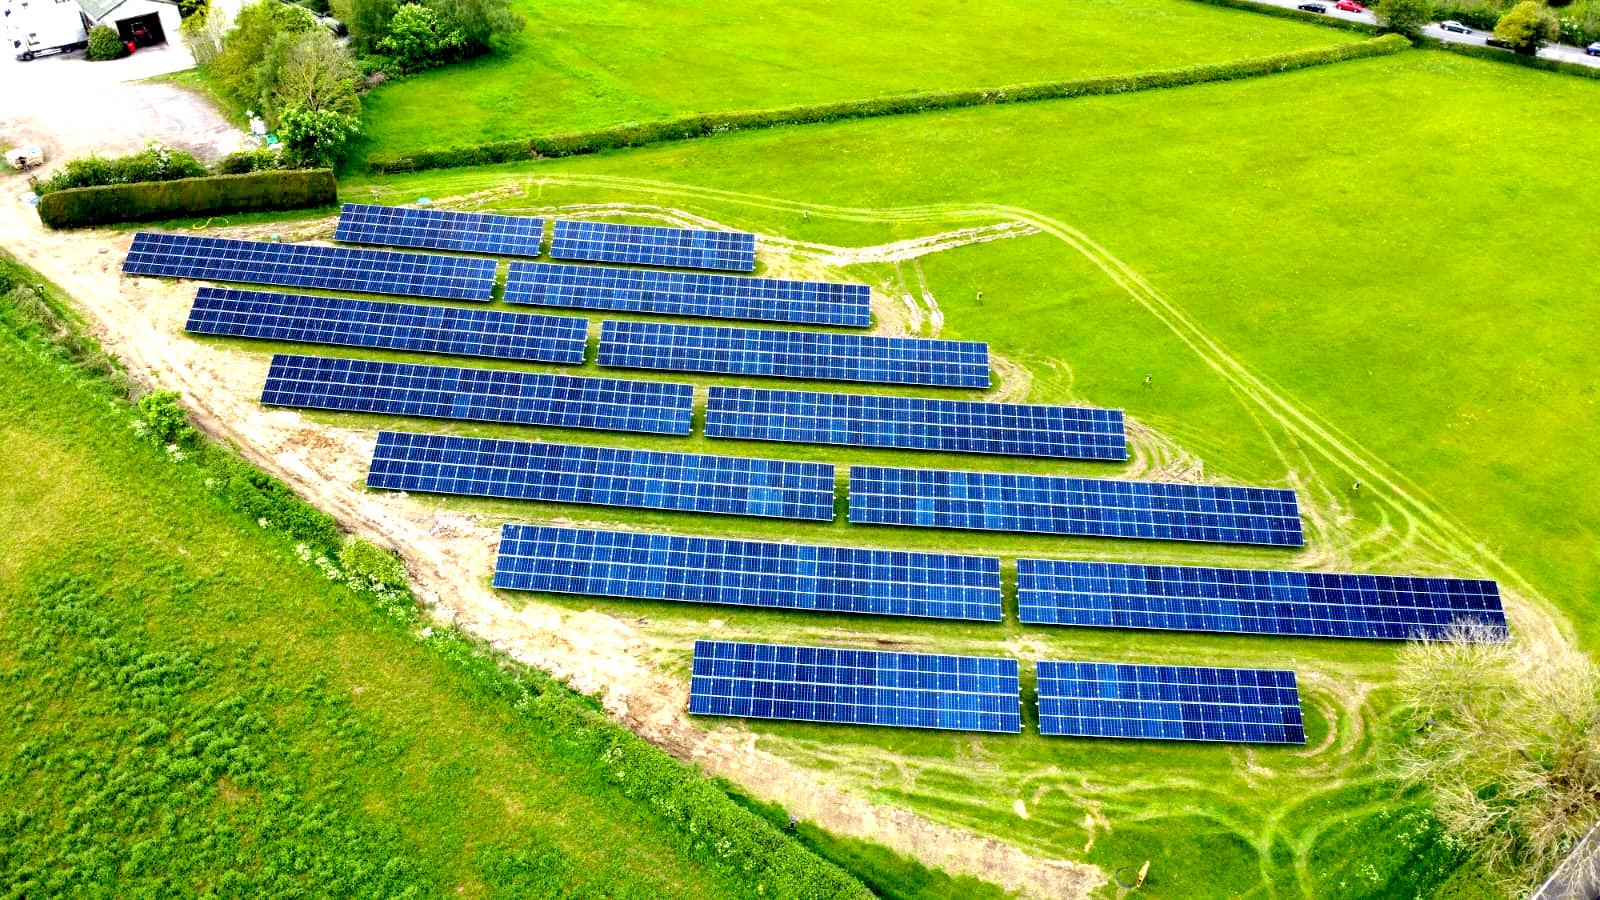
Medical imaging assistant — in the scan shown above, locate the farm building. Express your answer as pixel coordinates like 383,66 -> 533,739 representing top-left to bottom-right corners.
78,0 -> 178,48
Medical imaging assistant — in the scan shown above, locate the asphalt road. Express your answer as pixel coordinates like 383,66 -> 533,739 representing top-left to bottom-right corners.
1248,0 -> 1600,68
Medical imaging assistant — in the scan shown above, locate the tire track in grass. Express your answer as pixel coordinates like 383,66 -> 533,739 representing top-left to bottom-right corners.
445,172 -> 1560,899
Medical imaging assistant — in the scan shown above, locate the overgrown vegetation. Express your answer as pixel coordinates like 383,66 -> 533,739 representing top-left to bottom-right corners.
32,143 -> 207,195
331,0 -> 522,58
1394,625 -> 1600,895
186,0 -> 363,166
1431,0 -> 1600,43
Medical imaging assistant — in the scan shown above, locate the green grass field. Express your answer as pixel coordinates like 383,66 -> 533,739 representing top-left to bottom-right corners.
0,266 -> 885,898
333,45 -> 1600,898
352,0 -> 1358,165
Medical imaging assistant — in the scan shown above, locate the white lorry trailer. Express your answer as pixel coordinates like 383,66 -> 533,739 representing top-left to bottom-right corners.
4,0 -> 89,61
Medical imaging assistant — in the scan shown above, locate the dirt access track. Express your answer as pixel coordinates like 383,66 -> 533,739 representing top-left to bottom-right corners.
0,170 -> 1103,896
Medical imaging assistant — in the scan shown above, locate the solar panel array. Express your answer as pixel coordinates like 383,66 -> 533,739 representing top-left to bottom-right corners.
550,220 -> 756,272
261,355 -> 692,434
494,525 -> 1001,621
706,386 -> 1127,460
1036,660 -> 1305,744
503,262 -> 871,327
599,321 -> 991,388
689,641 -> 1021,732
335,203 -> 545,257
122,232 -> 496,301
186,287 -> 586,364
368,431 -> 835,520
1017,559 -> 1506,640
848,467 -> 1304,547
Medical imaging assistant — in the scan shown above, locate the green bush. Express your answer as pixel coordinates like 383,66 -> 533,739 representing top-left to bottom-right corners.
34,143 -> 208,194
1375,0 -> 1434,36
213,148 -> 284,174
377,2 -> 464,73
36,168 -> 338,229
278,106 -> 363,168
370,36 -> 1409,175
136,389 -> 199,448
86,23 -> 127,60
1495,0 -> 1562,52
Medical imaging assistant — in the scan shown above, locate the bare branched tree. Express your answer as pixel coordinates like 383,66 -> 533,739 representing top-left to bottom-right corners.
272,29 -> 362,118
1394,622 -> 1600,895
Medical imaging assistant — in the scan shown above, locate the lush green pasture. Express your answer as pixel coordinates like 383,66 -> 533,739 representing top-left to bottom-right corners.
0,273 -> 881,897
353,0 -> 1357,164
331,47 -> 1600,897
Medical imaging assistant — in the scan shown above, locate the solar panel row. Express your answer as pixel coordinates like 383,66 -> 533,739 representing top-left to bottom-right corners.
1018,559 -> 1506,640
186,287 -> 587,364
848,466 -> 1304,547
493,525 -> 1001,621
599,320 -> 991,388
688,642 -> 1303,742
335,204 -> 545,257
122,232 -> 496,301
689,640 -> 1022,733
368,431 -> 835,520
705,386 -> 1126,460
551,220 -> 756,272
503,262 -> 871,327
1036,660 -> 1305,744
261,354 -> 692,434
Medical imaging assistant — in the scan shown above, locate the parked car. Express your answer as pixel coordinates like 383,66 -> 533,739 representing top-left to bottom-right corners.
1439,20 -> 1473,33
1587,41 -> 1600,56
1298,2 -> 1327,11
1335,0 -> 1364,11
1485,37 -> 1513,49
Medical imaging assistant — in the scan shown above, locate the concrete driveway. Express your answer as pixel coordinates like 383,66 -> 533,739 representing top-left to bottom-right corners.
0,38 -> 246,179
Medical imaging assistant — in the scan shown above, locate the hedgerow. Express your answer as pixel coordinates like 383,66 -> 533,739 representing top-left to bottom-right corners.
368,35 -> 1409,174
35,169 -> 338,229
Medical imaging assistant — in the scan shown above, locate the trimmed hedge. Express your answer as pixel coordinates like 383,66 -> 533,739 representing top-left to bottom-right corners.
37,168 -> 338,229
369,35 -> 1409,174
1184,0 -> 1382,33
1416,35 -> 1600,78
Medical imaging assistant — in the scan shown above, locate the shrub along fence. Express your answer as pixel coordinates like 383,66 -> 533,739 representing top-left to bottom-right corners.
1416,36 -> 1600,78
37,169 -> 339,229
368,34 -> 1411,175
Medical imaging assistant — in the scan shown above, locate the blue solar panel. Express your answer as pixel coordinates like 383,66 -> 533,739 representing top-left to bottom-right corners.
335,203 -> 545,257
185,287 -> 586,364
122,232 -> 496,301
690,640 -> 1021,733
705,386 -> 1126,460
1036,660 -> 1305,744
368,431 -> 835,520
503,262 -> 871,327
848,466 -> 1303,547
494,525 -> 1001,621
1017,559 -> 1507,640
261,355 -> 692,435
599,321 -> 990,388
550,220 -> 755,272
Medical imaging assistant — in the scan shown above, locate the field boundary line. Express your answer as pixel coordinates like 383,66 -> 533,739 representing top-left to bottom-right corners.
366,35 -> 1409,175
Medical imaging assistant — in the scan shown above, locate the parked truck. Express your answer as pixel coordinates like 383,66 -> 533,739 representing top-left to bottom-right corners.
3,0 -> 89,61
